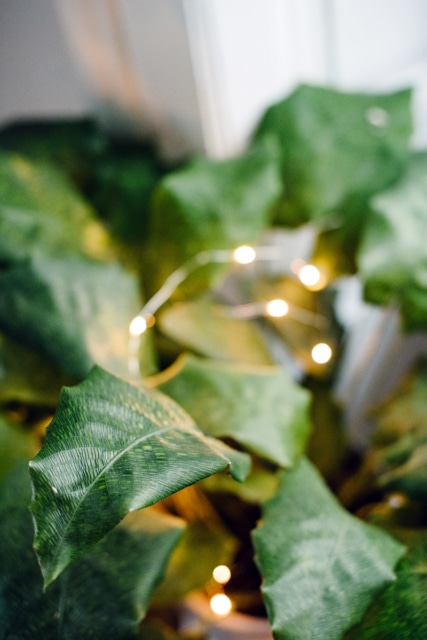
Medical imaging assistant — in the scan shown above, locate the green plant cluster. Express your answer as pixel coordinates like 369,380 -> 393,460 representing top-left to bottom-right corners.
1,85 -> 427,639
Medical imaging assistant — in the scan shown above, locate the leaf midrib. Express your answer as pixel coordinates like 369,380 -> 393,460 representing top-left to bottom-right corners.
37,421 -> 204,580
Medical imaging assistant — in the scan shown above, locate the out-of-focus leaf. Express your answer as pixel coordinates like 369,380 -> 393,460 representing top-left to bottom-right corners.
158,298 -> 274,365
346,537 -> 427,639
0,118 -> 108,184
0,254 -> 154,379
252,458 -> 405,640
0,414 -> 39,482
153,520 -> 237,605
0,335 -> 72,405
0,464 -> 185,640
0,151 -> 111,261
253,84 -> 412,226
358,153 -> 427,329
90,141 -> 165,246
153,354 -> 312,467
144,142 -> 282,295
55,508 -> 185,639
29,366 -> 250,585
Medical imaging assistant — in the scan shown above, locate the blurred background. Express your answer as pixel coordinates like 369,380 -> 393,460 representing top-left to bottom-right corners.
2,0 -> 427,159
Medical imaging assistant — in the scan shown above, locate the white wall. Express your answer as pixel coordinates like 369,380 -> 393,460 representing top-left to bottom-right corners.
0,0 -> 87,125
2,1 -> 427,154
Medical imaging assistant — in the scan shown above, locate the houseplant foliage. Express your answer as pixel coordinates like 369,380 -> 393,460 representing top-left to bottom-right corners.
1,83 -> 427,639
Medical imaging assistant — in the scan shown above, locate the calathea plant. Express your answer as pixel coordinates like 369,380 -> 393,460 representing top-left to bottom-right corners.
1,83 -> 427,640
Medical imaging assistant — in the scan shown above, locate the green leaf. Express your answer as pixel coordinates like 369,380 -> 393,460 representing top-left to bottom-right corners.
346,537 -> 427,639
54,508 -> 185,639
0,335 -> 72,405
0,254 -> 153,379
0,151 -> 111,261
158,298 -> 274,365
252,458 -> 405,640
153,520 -> 237,605
29,366 -> 250,585
144,142 -> 282,295
254,84 -> 412,226
0,464 -> 185,639
358,153 -> 427,330
153,354 -> 312,467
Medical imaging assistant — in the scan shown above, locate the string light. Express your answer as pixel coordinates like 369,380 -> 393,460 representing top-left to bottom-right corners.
233,245 -> 256,264
129,315 -> 149,336
266,299 -> 289,318
128,244 -> 334,376
212,565 -> 232,585
311,343 -> 332,364
299,264 -> 321,287
210,593 -> 233,616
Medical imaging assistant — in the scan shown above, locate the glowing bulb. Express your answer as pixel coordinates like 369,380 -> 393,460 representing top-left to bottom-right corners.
129,316 -> 147,336
233,245 -> 256,265
210,594 -> 232,616
311,343 -> 332,364
299,264 -> 321,287
212,565 -> 231,585
266,299 -> 289,318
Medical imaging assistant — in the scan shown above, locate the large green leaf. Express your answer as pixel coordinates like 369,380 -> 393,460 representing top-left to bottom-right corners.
0,151 -> 111,261
0,254 -> 153,379
144,142 -> 282,295
252,458 -> 405,640
358,153 -> 427,330
153,354 -> 312,467
346,537 -> 427,639
0,464 -> 185,639
253,84 -> 412,226
29,366 -> 250,585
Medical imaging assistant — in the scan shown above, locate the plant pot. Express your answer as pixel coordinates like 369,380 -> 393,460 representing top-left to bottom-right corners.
179,592 -> 273,640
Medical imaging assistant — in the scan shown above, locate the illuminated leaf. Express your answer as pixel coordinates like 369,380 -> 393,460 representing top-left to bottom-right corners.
153,354 -> 312,467
29,366 -> 250,585
0,254 -> 154,379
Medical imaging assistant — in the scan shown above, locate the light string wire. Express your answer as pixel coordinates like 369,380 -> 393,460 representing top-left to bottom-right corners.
128,244 -> 330,377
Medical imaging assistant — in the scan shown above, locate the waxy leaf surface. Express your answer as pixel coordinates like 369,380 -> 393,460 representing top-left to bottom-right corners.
1,464 -> 185,639
252,458 -> 404,640
29,366 -> 249,585
154,354 -> 312,467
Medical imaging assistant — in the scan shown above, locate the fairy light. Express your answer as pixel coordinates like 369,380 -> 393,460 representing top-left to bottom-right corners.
210,593 -> 233,616
233,245 -> 256,264
127,244 -> 332,378
311,343 -> 332,364
129,315 -> 148,336
212,565 -> 232,585
299,264 -> 321,287
266,299 -> 289,318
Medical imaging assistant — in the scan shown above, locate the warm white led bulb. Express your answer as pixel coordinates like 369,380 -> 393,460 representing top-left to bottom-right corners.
233,245 -> 256,265
299,264 -> 321,287
210,594 -> 232,616
129,316 -> 147,336
212,565 -> 231,585
311,343 -> 332,364
266,299 -> 289,318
